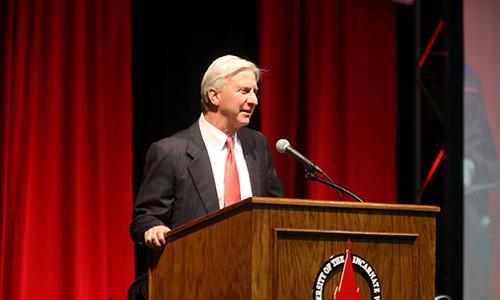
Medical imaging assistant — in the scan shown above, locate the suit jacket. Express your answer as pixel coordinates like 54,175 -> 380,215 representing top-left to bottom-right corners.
130,121 -> 284,244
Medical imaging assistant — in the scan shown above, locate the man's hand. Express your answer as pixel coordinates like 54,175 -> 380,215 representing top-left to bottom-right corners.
144,225 -> 171,250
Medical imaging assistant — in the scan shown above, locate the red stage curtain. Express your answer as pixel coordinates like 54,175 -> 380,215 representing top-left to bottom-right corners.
259,0 -> 397,203
0,0 -> 134,299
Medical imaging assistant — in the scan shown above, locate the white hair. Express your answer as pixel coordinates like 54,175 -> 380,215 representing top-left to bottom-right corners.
200,55 -> 261,112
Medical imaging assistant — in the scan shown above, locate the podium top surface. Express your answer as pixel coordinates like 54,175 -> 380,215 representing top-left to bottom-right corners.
249,196 -> 441,212
167,197 -> 440,238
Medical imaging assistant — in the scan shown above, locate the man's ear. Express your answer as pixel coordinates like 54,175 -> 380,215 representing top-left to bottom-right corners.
207,88 -> 220,107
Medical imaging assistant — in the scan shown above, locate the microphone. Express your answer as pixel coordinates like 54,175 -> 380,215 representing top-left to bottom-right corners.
276,139 -> 323,173
275,138 -> 364,203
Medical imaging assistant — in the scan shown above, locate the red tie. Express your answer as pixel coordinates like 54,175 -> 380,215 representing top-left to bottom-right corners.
224,136 -> 241,207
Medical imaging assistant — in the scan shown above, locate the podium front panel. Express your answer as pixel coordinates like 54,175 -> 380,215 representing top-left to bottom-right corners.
149,198 -> 439,299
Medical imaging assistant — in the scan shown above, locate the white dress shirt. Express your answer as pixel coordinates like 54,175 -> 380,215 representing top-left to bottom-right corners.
198,114 -> 253,208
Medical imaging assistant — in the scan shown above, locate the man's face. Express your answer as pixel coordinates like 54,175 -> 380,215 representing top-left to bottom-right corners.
215,70 -> 259,132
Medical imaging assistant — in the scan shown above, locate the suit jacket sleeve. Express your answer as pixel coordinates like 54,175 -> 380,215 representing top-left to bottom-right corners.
130,141 -> 175,245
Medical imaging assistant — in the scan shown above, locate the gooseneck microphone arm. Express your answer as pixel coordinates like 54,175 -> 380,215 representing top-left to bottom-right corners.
304,170 -> 364,203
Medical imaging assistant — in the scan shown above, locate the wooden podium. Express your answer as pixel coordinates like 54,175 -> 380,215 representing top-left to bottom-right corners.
148,197 -> 440,299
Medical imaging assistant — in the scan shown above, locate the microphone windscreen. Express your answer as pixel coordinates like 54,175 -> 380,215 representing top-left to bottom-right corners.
276,139 -> 290,153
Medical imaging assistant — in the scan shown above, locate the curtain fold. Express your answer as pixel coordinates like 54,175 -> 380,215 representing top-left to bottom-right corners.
259,0 -> 397,203
0,0 -> 134,299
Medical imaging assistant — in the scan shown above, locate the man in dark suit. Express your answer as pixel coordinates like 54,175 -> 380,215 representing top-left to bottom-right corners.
130,54 -> 283,250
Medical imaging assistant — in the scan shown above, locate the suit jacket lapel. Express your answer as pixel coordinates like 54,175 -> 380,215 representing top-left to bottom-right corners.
239,129 -> 262,196
186,123 -> 220,213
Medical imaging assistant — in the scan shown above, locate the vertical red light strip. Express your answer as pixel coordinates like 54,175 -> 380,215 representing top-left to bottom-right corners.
418,148 -> 445,197
418,20 -> 445,68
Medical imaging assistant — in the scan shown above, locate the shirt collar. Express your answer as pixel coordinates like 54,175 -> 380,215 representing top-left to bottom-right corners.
199,113 -> 238,151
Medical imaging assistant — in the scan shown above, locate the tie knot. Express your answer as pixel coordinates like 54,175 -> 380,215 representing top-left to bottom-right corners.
226,136 -> 235,150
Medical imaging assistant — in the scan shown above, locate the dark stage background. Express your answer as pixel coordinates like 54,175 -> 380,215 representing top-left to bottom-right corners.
0,0 -> 466,299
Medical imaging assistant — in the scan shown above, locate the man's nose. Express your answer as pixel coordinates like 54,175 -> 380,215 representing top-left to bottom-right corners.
248,92 -> 258,105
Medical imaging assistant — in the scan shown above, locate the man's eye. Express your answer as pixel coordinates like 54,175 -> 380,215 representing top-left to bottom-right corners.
240,88 -> 258,94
